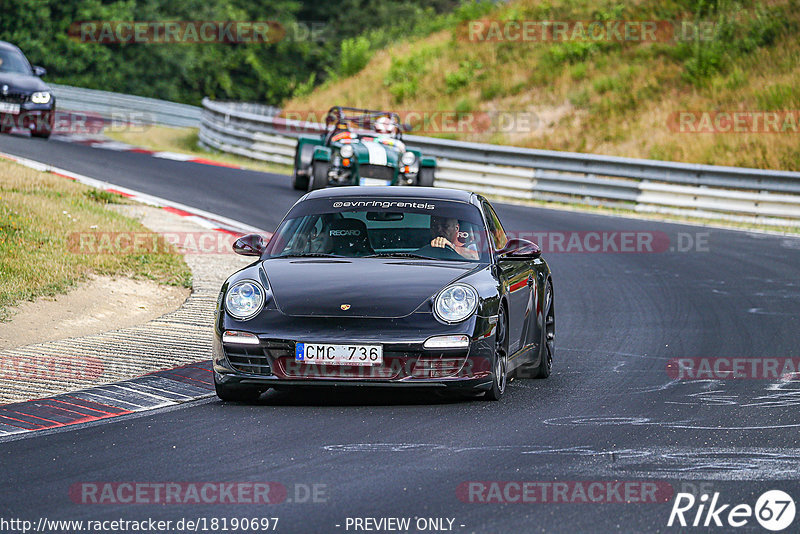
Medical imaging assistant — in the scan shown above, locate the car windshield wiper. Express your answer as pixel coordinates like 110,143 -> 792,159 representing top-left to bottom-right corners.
365,252 -> 441,260
273,253 -> 346,258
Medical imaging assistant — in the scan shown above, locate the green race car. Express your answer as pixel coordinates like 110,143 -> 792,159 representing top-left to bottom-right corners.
291,106 -> 436,191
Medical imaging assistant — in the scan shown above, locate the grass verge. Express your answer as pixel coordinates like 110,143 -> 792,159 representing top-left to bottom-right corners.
0,158 -> 191,321
105,125 -> 291,175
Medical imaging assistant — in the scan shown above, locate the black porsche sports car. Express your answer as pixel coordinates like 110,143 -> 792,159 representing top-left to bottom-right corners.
213,187 -> 554,401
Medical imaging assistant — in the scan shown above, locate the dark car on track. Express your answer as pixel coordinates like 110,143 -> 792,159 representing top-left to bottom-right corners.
213,187 -> 554,401
0,41 -> 54,139
291,106 -> 436,191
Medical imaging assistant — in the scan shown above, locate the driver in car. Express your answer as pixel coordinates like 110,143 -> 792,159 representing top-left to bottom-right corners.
429,216 -> 479,260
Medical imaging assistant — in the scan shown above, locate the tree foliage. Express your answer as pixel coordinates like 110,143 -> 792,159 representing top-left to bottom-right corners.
0,0 -> 460,105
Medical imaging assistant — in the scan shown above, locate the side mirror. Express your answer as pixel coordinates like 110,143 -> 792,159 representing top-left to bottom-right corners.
232,233 -> 267,256
498,238 -> 541,260
33,66 -> 47,77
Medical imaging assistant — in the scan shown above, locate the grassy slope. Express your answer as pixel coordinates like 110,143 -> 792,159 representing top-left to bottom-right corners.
0,160 -> 191,320
286,0 -> 800,170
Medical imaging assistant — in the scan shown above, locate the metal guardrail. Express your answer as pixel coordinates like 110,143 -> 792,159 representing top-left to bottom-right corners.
51,83 -> 202,128
200,98 -> 800,226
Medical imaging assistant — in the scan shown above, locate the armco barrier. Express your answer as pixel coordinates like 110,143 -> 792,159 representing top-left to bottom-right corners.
198,98 -> 800,226
51,84 -> 203,128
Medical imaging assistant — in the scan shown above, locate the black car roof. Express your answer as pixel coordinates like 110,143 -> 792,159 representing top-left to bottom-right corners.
304,186 -> 476,203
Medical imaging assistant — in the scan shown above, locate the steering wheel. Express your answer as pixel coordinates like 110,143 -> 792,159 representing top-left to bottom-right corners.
416,243 -> 464,260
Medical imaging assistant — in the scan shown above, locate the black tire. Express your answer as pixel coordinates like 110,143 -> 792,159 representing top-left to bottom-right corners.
292,167 -> 310,190
309,160 -> 329,191
214,379 -> 264,402
31,130 -> 50,139
534,279 -> 555,379
484,305 -> 508,401
418,167 -> 435,187
292,143 -> 316,190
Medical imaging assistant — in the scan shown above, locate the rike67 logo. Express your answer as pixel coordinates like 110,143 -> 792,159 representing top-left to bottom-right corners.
668,490 -> 795,531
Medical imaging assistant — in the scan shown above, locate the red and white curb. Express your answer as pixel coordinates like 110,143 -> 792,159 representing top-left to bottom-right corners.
53,134 -> 243,169
0,362 -> 214,439
0,150 -> 265,236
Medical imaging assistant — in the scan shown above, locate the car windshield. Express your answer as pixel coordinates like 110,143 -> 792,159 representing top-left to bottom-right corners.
0,48 -> 32,75
264,197 -> 489,262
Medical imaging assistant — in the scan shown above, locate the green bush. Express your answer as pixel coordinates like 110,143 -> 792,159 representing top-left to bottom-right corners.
84,189 -> 125,204
444,60 -> 483,93
679,3 -> 790,86
453,0 -> 496,23
755,84 -> 798,110
570,62 -> 587,80
454,98 -> 474,113
384,45 -> 443,102
592,75 -> 617,94
480,81 -> 504,100
337,36 -> 373,78
546,42 -> 600,65
389,80 -> 420,103
568,89 -> 590,108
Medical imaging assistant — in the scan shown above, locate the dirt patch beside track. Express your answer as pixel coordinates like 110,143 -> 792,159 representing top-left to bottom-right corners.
0,275 -> 189,350
0,204 -> 252,404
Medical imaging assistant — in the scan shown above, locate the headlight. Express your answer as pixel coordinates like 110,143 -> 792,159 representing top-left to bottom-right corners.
224,280 -> 265,320
434,284 -> 478,323
401,151 -> 416,165
31,92 -> 51,104
339,144 -> 354,158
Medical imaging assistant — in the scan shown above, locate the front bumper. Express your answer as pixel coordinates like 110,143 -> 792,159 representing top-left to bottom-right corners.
324,163 -> 417,187
213,315 -> 497,391
0,103 -> 55,132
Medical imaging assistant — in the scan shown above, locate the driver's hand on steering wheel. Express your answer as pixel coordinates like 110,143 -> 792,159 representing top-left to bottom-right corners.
431,236 -> 455,250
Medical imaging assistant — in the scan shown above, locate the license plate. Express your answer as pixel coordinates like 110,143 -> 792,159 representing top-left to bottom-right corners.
359,177 -> 391,187
296,343 -> 383,366
0,102 -> 20,115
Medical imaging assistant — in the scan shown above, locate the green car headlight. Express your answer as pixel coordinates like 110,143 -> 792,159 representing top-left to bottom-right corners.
340,144 -> 354,158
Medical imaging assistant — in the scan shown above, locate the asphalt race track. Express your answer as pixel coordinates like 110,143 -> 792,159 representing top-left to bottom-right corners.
1,134 -> 799,533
